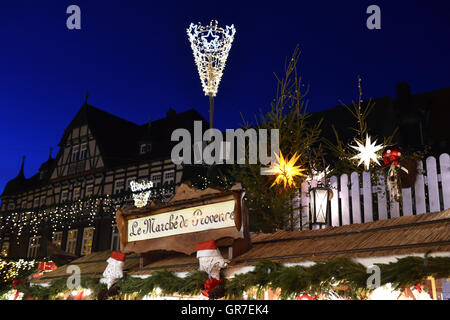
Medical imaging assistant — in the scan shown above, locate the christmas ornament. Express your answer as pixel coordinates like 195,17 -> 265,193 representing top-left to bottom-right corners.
265,151 -> 306,189
102,251 -> 126,289
350,135 -> 384,170
382,146 -> 417,198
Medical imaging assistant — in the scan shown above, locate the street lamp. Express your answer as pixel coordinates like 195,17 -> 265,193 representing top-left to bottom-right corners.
187,20 -> 236,129
309,185 -> 331,227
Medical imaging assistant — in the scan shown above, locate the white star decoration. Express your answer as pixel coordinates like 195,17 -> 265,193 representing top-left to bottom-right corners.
350,135 -> 384,170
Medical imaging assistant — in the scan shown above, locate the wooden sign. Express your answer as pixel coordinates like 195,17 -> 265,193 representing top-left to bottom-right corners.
116,182 -> 251,256
127,199 -> 236,242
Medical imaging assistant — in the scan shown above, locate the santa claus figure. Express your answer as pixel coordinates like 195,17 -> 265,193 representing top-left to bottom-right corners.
196,240 -> 228,280
102,251 -> 126,289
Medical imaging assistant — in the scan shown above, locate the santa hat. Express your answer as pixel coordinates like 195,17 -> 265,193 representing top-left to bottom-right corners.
196,240 -> 221,258
110,251 -> 126,262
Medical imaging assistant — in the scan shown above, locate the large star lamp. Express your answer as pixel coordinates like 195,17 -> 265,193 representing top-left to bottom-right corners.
350,135 -> 384,170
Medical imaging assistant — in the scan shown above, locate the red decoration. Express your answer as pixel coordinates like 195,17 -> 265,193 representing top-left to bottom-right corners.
38,261 -> 58,272
382,146 -> 402,166
73,290 -> 84,300
111,251 -> 126,262
414,284 -> 422,293
201,278 -> 223,297
12,279 -> 23,300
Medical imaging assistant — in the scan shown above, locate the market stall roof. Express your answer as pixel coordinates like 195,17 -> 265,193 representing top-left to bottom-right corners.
30,250 -> 140,284
130,209 -> 450,276
31,209 -> 450,282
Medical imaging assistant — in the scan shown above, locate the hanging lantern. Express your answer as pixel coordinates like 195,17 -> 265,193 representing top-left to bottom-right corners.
309,185 -> 331,225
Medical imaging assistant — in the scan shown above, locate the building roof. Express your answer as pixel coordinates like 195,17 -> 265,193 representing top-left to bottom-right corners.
1,103 -> 208,197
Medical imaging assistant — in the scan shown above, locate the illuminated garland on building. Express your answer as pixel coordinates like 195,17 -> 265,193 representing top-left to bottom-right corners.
0,186 -> 177,243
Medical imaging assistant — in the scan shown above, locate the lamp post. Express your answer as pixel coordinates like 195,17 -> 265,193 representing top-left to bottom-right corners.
187,20 -> 236,129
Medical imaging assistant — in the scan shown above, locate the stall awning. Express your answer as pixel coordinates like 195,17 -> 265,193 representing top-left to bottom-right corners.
31,250 -> 140,284
129,209 -> 450,276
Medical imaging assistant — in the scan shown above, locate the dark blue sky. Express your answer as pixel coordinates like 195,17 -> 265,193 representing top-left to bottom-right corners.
0,0 -> 449,193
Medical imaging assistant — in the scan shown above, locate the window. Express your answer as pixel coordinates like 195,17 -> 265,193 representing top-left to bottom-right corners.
114,180 -> 125,194
85,184 -> 94,197
79,143 -> 88,160
140,144 -> 148,155
71,145 -> 80,162
164,171 -> 175,184
7,203 -> 15,210
66,229 -> 78,255
40,197 -> 46,207
27,236 -> 41,258
126,177 -> 136,191
33,198 -> 40,208
52,232 -> 63,249
1,241 -> 10,257
111,225 -> 120,251
61,190 -> 69,202
81,227 -> 94,256
151,173 -> 162,187
21,201 -> 27,209
73,187 -> 81,200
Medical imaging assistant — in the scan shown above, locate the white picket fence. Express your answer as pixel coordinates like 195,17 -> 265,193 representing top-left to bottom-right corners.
294,153 -> 450,229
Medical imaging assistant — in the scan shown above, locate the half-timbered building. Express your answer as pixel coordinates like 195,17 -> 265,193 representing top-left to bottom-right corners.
0,101 -> 208,259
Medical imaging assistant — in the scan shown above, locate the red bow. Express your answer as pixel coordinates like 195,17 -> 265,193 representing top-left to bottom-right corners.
201,278 -> 223,297
414,284 -> 422,293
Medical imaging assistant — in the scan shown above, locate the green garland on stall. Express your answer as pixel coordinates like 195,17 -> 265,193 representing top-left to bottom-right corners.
10,255 -> 450,300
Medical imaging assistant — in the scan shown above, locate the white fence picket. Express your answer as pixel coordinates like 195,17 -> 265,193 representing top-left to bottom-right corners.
377,172 -> 388,220
350,172 -> 361,224
340,174 -> 350,225
439,153 -> 450,210
401,188 -> 413,216
389,188 -> 400,219
300,181 -> 309,230
414,160 -> 427,214
362,171 -> 373,223
426,156 -> 440,212
330,175 -> 339,227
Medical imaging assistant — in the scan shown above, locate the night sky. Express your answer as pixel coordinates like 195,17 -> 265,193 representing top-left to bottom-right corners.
0,1 -> 449,193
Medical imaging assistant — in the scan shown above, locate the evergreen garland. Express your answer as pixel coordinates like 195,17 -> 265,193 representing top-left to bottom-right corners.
6,255 -> 449,300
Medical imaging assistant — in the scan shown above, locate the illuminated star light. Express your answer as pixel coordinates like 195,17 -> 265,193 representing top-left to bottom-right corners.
350,135 -> 384,170
266,151 -> 306,189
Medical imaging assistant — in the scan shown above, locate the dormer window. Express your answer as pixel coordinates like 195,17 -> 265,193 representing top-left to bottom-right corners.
71,145 -> 80,162
79,143 -> 88,160
140,143 -> 151,155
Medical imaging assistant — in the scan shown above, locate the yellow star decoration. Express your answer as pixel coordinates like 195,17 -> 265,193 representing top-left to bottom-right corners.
350,134 -> 384,170
266,151 -> 306,189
